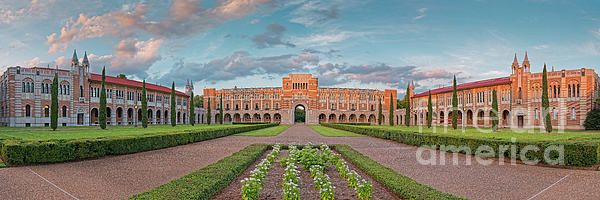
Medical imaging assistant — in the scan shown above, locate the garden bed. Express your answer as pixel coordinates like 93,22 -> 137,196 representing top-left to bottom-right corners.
213,147 -> 400,200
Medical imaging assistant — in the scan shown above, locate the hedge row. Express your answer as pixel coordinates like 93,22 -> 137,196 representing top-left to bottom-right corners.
232,122 -> 269,125
333,144 -> 464,199
323,123 -> 600,167
130,144 -> 269,200
0,124 -> 277,166
330,122 -> 371,126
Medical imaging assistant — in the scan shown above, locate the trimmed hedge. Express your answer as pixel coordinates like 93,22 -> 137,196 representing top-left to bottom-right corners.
331,122 -> 371,126
0,124 -> 277,166
333,144 -> 464,199
232,122 -> 269,125
323,123 -> 600,167
130,144 -> 269,200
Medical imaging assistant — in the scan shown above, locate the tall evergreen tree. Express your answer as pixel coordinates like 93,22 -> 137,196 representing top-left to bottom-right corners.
207,97 -> 212,125
190,91 -> 195,126
99,66 -> 107,129
50,72 -> 58,131
427,91 -> 433,128
452,75 -> 458,130
219,94 -> 224,124
170,82 -> 176,127
378,98 -> 383,125
141,80 -> 148,128
405,83 -> 411,127
542,64 -> 552,133
492,89 -> 499,131
389,93 -> 394,126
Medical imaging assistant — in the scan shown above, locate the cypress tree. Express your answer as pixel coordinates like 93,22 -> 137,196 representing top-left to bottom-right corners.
542,64 -> 552,133
427,91 -> 433,128
389,93 -> 394,126
190,91 -> 195,126
171,82 -> 176,127
99,66 -> 107,129
378,98 -> 383,125
50,72 -> 58,131
141,80 -> 148,128
452,75 -> 458,130
405,83 -> 411,127
207,97 -> 212,125
219,94 -> 224,124
492,89 -> 499,131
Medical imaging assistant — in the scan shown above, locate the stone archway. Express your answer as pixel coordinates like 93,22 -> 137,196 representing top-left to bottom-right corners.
290,102 -> 309,124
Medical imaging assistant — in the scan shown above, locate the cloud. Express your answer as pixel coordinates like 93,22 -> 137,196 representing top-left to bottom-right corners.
289,0 -> 340,26
290,30 -> 365,47
302,48 -> 341,58
252,23 -> 295,48
108,38 -> 164,76
593,27 -> 600,40
0,0 -> 50,24
413,7 -> 427,20
45,0 -> 278,53
533,44 -> 549,50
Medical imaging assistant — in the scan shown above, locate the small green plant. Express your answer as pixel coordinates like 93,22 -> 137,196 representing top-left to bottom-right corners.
597,166 -> 600,171
356,180 -> 373,200
241,144 -> 280,200
283,145 -> 300,200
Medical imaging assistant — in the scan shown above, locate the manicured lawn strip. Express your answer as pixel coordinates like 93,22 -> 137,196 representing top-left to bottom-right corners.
323,123 -> 600,166
309,125 -> 364,137
0,124 -> 277,166
0,124 -> 241,140
333,144 -> 465,200
130,144 -> 269,200
234,125 -> 291,136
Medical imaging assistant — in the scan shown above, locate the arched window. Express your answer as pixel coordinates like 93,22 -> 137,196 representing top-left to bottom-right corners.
25,105 -> 31,117
553,108 -> 557,120
571,107 -> 576,120
44,106 -> 49,117
535,108 -> 539,120
62,106 -> 67,117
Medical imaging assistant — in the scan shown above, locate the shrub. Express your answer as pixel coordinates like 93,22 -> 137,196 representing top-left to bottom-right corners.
333,144 -> 464,200
584,109 -> 600,130
1,124 -> 277,166
130,144 -> 268,200
323,123 -> 600,167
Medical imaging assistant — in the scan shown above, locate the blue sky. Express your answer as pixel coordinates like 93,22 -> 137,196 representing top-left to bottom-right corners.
1,0 -> 599,96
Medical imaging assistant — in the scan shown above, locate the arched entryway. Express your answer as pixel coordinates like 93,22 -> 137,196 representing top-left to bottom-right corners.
90,108 -> 98,125
294,104 -> 306,124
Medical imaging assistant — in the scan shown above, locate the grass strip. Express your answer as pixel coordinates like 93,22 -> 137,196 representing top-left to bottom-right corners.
130,144 -> 269,200
309,125 -> 364,137
333,144 -> 465,200
235,125 -> 291,136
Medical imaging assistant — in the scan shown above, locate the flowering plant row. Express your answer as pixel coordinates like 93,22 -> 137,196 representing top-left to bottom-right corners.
241,144 -> 281,200
309,165 -> 335,200
282,145 -> 300,200
326,145 -> 373,200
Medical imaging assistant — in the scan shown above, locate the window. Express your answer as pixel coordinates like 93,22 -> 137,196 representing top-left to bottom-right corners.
25,105 -> 31,117
553,108 -> 557,120
571,107 -> 576,120
62,106 -> 67,117
44,106 -> 49,117
535,108 -> 539,120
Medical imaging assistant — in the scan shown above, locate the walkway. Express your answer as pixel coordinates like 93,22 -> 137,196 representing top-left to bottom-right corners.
1,125 -> 599,199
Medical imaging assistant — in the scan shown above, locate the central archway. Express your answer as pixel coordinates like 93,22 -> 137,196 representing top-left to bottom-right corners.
294,104 -> 306,124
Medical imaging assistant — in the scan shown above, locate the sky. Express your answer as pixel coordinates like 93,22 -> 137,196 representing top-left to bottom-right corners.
0,0 -> 599,97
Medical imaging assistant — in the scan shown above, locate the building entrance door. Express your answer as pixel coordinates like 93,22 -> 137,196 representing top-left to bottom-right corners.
77,113 -> 84,125
517,115 -> 524,128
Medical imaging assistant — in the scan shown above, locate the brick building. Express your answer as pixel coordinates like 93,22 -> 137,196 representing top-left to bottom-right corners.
203,74 -> 397,125
404,53 -> 599,130
0,50 -> 190,127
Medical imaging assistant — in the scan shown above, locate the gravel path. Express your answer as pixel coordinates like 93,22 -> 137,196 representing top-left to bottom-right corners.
1,125 -> 599,199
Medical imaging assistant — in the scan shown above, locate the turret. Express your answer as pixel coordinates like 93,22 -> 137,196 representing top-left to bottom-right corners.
82,51 -> 89,68
71,49 -> 79,67
185,79 -> 194,96
511,53 -> 519,74
522,51 -> 530,72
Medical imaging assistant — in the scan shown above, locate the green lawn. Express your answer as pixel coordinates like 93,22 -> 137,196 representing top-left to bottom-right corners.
309,125 -> 364,137
353,125 -> 600,144
0,124 -> 253,140
234,125 -> 290,136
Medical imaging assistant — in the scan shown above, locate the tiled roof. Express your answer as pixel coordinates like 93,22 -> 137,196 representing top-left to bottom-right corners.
413,77 -> 511,97
90,74 -> 187,96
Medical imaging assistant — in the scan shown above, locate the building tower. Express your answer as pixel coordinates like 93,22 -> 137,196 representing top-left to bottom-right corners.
511,53 -> 520,74
185,80 -> 194,96
522,51 -> 530,72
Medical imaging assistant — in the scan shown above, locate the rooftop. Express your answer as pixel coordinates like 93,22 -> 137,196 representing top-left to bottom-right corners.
413,76 -> 511,98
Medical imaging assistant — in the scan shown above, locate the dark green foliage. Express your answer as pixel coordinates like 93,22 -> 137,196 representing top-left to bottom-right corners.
584,109 -> 600,130
219,94 -> 224,124
194,95 -> 203,108
295,108 -> 305,123
99,67 -> 107,129
207,98 -> 211,125
322,123 -> 600,167
332,123 -> 371,126
542,65 -> 552,133
452,75 -> 458,130
389,93 -> 394,126
171,82 -> 176,127
50,72 -> 58,131
0,124 -> 277,166
117,74 -> 127,79
492,89 -> 499,131
405,83 -> 411,127
190,91 -> 195,126
378,98 -> 382,125
141,80 -> 148,128
130,144 -> 269,200
427,91 -> 432,128
334,144 -> 465,199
